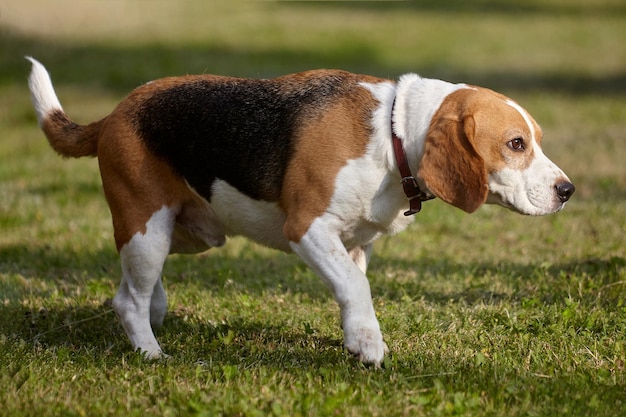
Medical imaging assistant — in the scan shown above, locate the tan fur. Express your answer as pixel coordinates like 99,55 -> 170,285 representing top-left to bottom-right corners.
96,117 -> 181,250
37,73 -> 547,245
36,75 -> 232,252
28,57 -> 575,365
418,89 -> 489,213
418,87 -> 542,213
467,87 -> 538,172
98,121 -> 225,252
42,110 -> 103,157
281,86 -> 378,242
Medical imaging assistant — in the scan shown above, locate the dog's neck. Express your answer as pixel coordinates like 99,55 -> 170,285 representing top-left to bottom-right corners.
392,74 -> 466,174
359,76 -> 466,207
390,97 -> 433,216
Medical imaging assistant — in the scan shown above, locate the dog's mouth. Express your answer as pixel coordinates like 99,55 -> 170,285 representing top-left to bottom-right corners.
486,194 -> 529,215
486,191 -> 567,216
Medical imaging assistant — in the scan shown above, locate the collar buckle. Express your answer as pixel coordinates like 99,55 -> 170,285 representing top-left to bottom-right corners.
400,176 -> 426,216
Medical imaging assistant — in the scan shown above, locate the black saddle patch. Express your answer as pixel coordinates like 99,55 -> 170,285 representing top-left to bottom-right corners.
135,73 -> 354,202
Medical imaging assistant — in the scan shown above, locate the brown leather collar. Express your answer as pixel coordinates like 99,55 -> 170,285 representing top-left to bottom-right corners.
391,98 -> 433,216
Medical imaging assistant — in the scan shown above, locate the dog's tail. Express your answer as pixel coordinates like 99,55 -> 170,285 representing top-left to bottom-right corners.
26,57 -> 103,158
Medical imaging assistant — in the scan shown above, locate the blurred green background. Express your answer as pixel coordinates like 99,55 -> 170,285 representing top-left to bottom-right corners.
1,2 -> 626,416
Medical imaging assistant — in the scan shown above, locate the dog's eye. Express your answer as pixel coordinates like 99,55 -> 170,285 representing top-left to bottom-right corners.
507,137 -> 525,151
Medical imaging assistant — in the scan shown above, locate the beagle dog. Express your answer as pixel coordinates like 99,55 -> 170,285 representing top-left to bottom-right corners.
27,57 -> 574,366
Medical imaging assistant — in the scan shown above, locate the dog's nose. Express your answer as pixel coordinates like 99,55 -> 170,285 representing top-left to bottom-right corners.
555,181 -> 575,202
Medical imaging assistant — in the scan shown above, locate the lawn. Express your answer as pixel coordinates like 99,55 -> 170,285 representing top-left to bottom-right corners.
1,1 -> 626,416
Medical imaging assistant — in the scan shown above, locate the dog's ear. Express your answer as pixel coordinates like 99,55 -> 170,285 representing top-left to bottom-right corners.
417,115 -> 488,213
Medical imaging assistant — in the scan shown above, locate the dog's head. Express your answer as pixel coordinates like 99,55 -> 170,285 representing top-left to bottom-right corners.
417,86 -> 574,215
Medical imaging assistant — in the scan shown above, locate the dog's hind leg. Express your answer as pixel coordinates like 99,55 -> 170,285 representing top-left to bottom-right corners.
96,116 -> 192,358
150,275 -> 168,330
348,244 -> 373,274
112,206 -> 175,358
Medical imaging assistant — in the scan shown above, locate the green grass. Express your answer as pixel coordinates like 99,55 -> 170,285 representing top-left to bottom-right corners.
1,1 -> 626,416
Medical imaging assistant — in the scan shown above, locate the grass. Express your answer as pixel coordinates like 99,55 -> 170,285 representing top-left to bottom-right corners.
1,1 -> 626,415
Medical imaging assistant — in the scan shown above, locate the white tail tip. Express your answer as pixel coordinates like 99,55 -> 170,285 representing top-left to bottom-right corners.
26,56 -> 63,126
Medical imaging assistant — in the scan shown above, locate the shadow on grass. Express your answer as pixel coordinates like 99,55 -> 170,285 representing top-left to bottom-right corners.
2,26 -> 625,97
0,303 -> 119,351
0,243 -> 118,282
4,301 -> 624,417
163,316 -> 349,367
0,300 -> 349,368
3,238 -> 624,305
2,245 -> 624,368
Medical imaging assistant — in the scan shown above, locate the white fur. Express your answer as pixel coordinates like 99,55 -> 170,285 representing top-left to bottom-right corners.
390,74 -> 467,172
112,206 -> 175,359
328,144 -> 415,246
505,99 -> 537,142
26,56 -> 63,126
486,99 -> 572,215
283,78 -> 465,362
210,180 -> 290,251
361,76 -> 468,192
488,149 -> 570,215
289,220 -> 386,364
357,81 -> 396,171
30,59 -> 572,366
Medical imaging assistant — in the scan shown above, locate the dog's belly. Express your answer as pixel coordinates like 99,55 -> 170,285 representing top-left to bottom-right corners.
208,180 -> 291,252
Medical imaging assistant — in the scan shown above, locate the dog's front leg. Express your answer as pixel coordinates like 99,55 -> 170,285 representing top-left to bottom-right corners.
289,221 -> 386,366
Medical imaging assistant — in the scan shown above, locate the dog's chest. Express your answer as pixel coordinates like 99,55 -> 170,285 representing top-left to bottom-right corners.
325,157 -> 416,248
336,214 -> 412,250
205,162 -> 413,253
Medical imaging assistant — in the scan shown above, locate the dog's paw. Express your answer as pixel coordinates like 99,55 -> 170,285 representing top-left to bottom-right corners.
137,347 -> 169,361
343,326 -> 388,367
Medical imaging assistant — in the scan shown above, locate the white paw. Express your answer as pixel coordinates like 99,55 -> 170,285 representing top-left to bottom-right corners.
138,346 -> 169,360
343,325 -> 388,366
